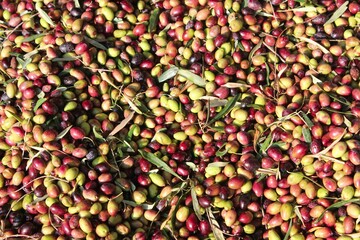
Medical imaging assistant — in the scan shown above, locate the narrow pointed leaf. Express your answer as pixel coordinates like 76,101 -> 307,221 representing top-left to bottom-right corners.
84,36 -> 107,50
74,0 -> 80,8
93,126 -> 105,141
139,150 -> 183,180
303,127 -> 312,143
148,8 -> 160,33
36,5 -> 55,27
297,36 -> 330,54
260,133 -> 273,153
325,1 -> 349,25
206,208 -> 226,240
109,111 -> 135,136
207,94 -> 240,125
316,198 -> 360,222
158,66 -> 179,83
311,75 -> 323,84
207,162 -> 229,168
299,111 -> 314,128
248,38 -> 263,61
34,98 -> 47,112
191,187 -> 202,220
283,219 -> 293,240
52,56 -> 81,62
56,125 -> 72,140
22,33 -> 46,42
178,69 -> 206,87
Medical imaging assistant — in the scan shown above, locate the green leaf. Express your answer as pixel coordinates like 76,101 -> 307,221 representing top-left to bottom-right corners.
265,62 -> 270,85
158,66 -> 179,83
56,125 -> 72,140
22,33 -> 46,42
185,162 -> 197,171
207,94 -> 240,125
283,218 -> 293,240
74,0 -> 80,8
206,208 -> 226,240
16,57 -> 25,68
294,205 -> 305,226
324,1 -> 349,25
344,116 -> 352,128
84,36 -> 107,50
260,133 -> 272,153
37,91 -> 45,99
207,162 -> 229,168
52,56 -> 81,62
296,36 -> 330,54
139,150 -> 184,180
34,98 -> 47,112
303,127 -> 312,143
316,198 -> 360,223
215,149 -> 228,157
191,186 -> 202,220
5,110 -> 22,122
126,124 -> 136,141
113,17 -> 124,23
299,111 -> 314,128
248,38 -> 263,61
148,8 -> 160,33
92,126 -> 105,141
178,69 -> 206,87
36,5 -> 55,27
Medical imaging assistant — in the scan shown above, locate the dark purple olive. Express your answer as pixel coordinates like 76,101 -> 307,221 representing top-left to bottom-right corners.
59,42 -> 75,53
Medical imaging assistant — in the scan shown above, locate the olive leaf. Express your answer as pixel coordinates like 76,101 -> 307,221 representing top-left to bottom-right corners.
139,150 -> 184,181
259,133 -> 273,153
52,56 -> 81,62
207,94 -> 240,126
294,205 -> 305,226
36,5 -> 55,27
92,126 -> 105,141
311,75 -> 323,84
109,111 -> 135,136
122,94 -> 143,114
324,1 -> 349,25
123,200 -> 156,210
74,0 -> 80,8
56,125 -> 72,140
206,208 -> 226,240
248,38 -> 263,61
185,162 -> 197,171
299,111 -> 314,128
207,162 -> 229,168
158,66 -> 179,83
316,198 -> 360,223
222,82 -> 250,89
84,36 -> 107,50
302,127 -> 312,143
148,8 -> 160,33
190,186 -> 202,220
22,33 -> 46,43
33,98 -> 47,112
126,124 -> 137,141
178,69 -> 206,87
215,149 -> 228,157
344,116 -> 352,128
283,218 -> 293,240
200,96 -> 228,108
296,36 -> 330,54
